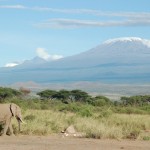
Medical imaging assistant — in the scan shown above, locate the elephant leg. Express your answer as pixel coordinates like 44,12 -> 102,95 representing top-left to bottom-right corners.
9,123 -> 15,136
2,119 -> 10,136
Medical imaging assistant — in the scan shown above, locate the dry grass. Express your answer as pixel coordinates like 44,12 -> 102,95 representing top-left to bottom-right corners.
12,109 -> 150,140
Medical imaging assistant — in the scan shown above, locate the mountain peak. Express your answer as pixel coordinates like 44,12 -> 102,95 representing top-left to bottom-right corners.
104,37 -> 150,48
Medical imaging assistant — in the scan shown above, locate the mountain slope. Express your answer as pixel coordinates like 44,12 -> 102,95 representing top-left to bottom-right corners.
0,37 -> 150,84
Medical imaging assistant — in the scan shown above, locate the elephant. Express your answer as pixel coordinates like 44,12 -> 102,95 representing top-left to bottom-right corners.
0,103 -> 24,136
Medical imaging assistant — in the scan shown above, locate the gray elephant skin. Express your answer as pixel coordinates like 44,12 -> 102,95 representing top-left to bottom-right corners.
0,103 -> 24,136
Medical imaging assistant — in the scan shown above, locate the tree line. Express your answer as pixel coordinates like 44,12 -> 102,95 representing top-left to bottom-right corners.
0,87 -> 149,106
37,89 -> 112,106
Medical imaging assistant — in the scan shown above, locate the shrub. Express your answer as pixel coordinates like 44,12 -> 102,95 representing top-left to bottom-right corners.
78,107 -> 93,117
143,136 -> 150,141
0,87 -> 21,102
97,109 -> 113,118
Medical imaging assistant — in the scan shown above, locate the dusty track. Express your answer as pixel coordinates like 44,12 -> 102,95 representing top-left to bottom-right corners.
0,135 -> 149,150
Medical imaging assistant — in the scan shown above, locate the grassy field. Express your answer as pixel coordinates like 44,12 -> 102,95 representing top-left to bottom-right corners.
12,109 -> 150,140
1,97 -> 149,140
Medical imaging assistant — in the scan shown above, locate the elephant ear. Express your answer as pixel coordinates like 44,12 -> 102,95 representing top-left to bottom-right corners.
10,103 -> 17,117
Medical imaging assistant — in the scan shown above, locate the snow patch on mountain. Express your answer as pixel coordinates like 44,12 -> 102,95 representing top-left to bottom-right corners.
104,37 -> 150,48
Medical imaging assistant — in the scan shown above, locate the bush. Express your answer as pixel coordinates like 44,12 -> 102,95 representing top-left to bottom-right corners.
113,106 -> 147,114
97,109 -> 113,118
78,107 -> 93,117
143,136 -> 150,141
0,87 -> 21,101
91,96 -> 112,106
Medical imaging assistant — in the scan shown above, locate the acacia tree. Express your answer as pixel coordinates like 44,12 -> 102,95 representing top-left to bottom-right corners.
53,90 -> 70,100
37,89 -> 91,103
37,90 -> 57,100
70,90 -> 90,102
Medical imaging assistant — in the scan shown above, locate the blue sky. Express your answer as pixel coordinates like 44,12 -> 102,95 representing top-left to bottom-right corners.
0,0 -> 150,67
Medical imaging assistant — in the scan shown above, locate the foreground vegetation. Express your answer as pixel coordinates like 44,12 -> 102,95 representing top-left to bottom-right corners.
11,108 -> 150,140
0,87 -> 150,140
4,97 -> 150,140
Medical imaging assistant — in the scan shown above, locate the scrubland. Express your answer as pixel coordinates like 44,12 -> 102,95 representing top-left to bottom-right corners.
8,98 -> 150,140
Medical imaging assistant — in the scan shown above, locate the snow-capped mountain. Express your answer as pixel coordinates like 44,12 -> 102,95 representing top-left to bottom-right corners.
33,37 -> 149,68
0,37 -> 150,84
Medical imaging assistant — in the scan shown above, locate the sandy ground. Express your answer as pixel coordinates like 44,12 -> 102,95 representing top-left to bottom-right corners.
0,135 -> 149,150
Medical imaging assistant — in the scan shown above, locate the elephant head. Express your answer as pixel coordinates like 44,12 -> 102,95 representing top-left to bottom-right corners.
10,103 -> 24,131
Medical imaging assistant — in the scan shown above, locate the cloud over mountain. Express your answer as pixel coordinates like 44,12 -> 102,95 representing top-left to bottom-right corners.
36,48 -> 50,60
36,48 -> 63,61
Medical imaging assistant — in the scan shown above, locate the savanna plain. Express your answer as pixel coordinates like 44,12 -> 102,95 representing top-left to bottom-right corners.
0,87 -> 150,150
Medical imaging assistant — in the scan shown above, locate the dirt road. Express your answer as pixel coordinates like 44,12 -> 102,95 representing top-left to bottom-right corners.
0,135 -> 149,150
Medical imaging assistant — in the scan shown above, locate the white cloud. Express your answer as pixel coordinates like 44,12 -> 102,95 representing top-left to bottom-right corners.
1,5 -> 150,19
36,18 -> 150,29
1,5 -> 150,18
4,48 -> 63,68
0,5 -> 26,9
36,48 -> 63,61
36,48 -> 50,60
5,62 -> 19,67
1,5 -> 150,28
